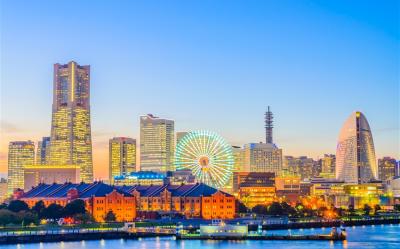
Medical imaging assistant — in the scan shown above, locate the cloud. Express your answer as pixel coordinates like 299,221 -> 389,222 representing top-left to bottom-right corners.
0,120 -> 22,133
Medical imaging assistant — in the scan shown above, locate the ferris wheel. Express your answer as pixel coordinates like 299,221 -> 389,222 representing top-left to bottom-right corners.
174,130 -> 234,189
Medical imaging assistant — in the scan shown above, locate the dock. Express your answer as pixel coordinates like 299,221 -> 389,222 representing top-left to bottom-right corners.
176,233 -> 346,241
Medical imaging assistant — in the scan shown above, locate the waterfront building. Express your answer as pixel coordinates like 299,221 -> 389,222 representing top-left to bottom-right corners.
47,61 -> 93,183
24,165 -> 80,190
18,182 -> 136,222
243,143 -> 282,175
36,137 -> 50,165
109,137 -> 137,183
275,175 -> 301,203
336,111 -> 377,184
344,183 -> 384,209
113,171 -> 165,186
378,157 -> 397,181
232,172 -> 275,193
18,181 -> 236,220
232,172 -> 276,207
140,114 -> 175,172
7,141 -> 35,194
118,183 -> 235,219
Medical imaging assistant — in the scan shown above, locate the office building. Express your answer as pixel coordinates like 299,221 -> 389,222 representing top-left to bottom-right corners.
36,137 -> 50,165
24,165 -> 80,190
7,141 -> 35,194
243,143 -> 282,175
140,114 -> 174,172
109,137 -> 137,183
47,61 -> 93,182
378,157 -> 397,181
336,111 -> 377,183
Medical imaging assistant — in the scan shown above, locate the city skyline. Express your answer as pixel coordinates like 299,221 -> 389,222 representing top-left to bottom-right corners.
1,1 -> 399,180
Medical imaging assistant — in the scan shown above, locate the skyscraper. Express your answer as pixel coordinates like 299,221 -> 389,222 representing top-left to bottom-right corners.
7,141 -> 35,194
336,111 -> 377,184
47,61 -> 93,182
378,157 -> 397,181
265,106 -> 273,144
243,143 -> 282,175
140,114 -> 174,172
109,137 -> 137,183
36,137 -> 50,165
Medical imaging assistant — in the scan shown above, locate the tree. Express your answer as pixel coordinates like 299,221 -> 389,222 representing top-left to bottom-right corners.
63,199 -> 86,217
17,211 -> 38,226
104,210 -> 116,222
374,204 -> 381,215
0,203 -> 7,209
394,204 -> 400,212
7,200 -> 29,213
348,205 -> 355,216
251,205 -> 268,215
74,213 -> 94,224
267,202 -> 284,216
237,201 -> 248,213
363,204 -> 372,216
43,203 -> 63,220
281,202 -> 296,216
32,201 -> 45,218
0,209 -> 19,225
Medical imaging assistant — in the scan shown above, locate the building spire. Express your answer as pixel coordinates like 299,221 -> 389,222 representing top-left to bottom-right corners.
265,106 -> 273,144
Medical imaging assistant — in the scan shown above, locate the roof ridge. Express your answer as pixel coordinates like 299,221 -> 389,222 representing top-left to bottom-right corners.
45,182 -> 71,197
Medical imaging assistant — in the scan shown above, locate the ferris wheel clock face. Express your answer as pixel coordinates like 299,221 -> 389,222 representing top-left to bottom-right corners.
175,130 -> 234,189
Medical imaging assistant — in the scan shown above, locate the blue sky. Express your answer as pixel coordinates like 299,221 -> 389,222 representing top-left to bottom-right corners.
1,0 -> 399,179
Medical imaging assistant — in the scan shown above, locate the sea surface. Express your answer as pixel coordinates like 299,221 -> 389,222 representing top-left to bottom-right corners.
2,224 -> 399,249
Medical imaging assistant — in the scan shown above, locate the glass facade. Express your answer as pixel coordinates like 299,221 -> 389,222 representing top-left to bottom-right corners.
336,111 -> 377,184
7,141 -> 35,194
140,114 -> 174,172
109,137 -> 137,183
48,61 -> 93,182
36,136 -> 50,165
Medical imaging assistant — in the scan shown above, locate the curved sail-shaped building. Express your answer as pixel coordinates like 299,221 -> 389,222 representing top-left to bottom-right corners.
336,111 -> 377,183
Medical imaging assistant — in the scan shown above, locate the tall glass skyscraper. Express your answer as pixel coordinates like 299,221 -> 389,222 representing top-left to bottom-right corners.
336,111 -> 377,184
47,61 -> 93,183
36,136 -> 50,165
7,141 -> 35,194
109,137 -> 136,183
140,114 -> 174,172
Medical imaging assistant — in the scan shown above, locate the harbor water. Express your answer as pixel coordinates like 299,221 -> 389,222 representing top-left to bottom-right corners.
2,224 -> 399,249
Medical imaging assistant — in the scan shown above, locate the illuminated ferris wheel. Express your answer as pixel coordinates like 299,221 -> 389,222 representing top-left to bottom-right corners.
175,130 -> 234,189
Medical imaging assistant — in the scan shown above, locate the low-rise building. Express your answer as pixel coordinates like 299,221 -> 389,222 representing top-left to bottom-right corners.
113,171 -> 165,186
17,182 -> 136,222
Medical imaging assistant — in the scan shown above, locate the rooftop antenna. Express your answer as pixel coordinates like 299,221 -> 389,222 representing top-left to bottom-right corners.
265,106 -> 273,144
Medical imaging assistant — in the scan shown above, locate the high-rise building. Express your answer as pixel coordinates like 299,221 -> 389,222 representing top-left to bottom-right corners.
47,61 -> 93,182
140,114 -> 174,172
36,137 -> 50,165
7,141 -> 35,194
336,111 -> 377,184
243,143 -> 282,175
283,156 -> 317,180
378,157 -> 397,181
109,137 -> 137,183
321,154 -> 336,175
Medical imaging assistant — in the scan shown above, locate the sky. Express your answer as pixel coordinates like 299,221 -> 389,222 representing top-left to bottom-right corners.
0,0 -> 399,180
